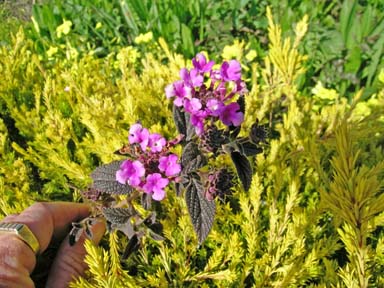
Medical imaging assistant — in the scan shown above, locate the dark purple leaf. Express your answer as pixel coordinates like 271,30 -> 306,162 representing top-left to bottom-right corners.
236,137 -> 263,156
237,95 -> 245,114
173,105 -> 187,136
181,142 -> 199,165
102,207 -> 135,225
240,140 -> 263,156
143,213 -> 164,241
91,161 -> 133,195
184,113 -> 196,141
173,105 -> 196,140
185,176 -> 216,244
181,142 -> 207,173
250,120 -> 269,144
223,138 -> 263,157
230,151 -> 252,191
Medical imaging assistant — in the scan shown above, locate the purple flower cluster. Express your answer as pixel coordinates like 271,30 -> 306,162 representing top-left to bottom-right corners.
165,53 -> 248,135
116,123 -> 181,201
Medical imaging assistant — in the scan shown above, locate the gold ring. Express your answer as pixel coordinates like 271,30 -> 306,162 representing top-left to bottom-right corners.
0,222 -> 40,254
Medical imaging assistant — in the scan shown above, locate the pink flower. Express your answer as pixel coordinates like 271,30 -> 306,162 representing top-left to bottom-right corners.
184,98 -> 202,114
143,173 -> 169,201
220,60 -> 241,81
206,99 -> 224,117
148,133 -> 166,152
219,102 -> 244,126
192,53 -> 215,73
165,80 -> 192,107
129,123 -> 150,151
190,111 -> 207,135
158,154 -> 181,177
180,68 -> 204,88
116,160 -> 145,186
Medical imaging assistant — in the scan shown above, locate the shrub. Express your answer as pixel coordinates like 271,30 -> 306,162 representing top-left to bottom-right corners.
0,6 -> 383,288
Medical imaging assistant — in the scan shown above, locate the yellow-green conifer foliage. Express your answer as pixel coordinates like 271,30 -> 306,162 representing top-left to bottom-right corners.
0,29 -> 183,200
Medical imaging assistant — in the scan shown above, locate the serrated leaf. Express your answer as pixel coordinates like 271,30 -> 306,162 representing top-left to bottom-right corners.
184,113 -> 196,141
230,151 -> 252,191
185,176 -> 215,244
173,106 -> 196,141
181,142 -> 199,165
91,161 -> 133,195
181,142 -> 207,173
173,105 -> 187,136
187,155 -> 207,173
102,207 -> 135,225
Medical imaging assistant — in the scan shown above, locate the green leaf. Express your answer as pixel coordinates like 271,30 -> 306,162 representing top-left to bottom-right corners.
340,0 -> 358,49
119,0 -> 139,35
366,36 -> 384,87
361,5 -> 374,38
181,23 -> 194,57
345,47 -> 362,74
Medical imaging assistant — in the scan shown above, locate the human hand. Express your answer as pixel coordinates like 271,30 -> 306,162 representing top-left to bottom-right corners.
0,202 -> 105,288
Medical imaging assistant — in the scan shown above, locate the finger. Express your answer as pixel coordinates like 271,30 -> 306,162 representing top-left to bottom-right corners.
0,202 -> 90,275
0,234 -> 35,288
45,220 -> 105,288
2,202 -> 90,254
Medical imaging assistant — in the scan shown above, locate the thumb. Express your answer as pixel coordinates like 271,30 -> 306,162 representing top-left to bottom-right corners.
45,220 -> 105,288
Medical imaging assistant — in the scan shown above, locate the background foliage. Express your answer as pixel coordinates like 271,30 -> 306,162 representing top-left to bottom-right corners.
0,0 -> 383,287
